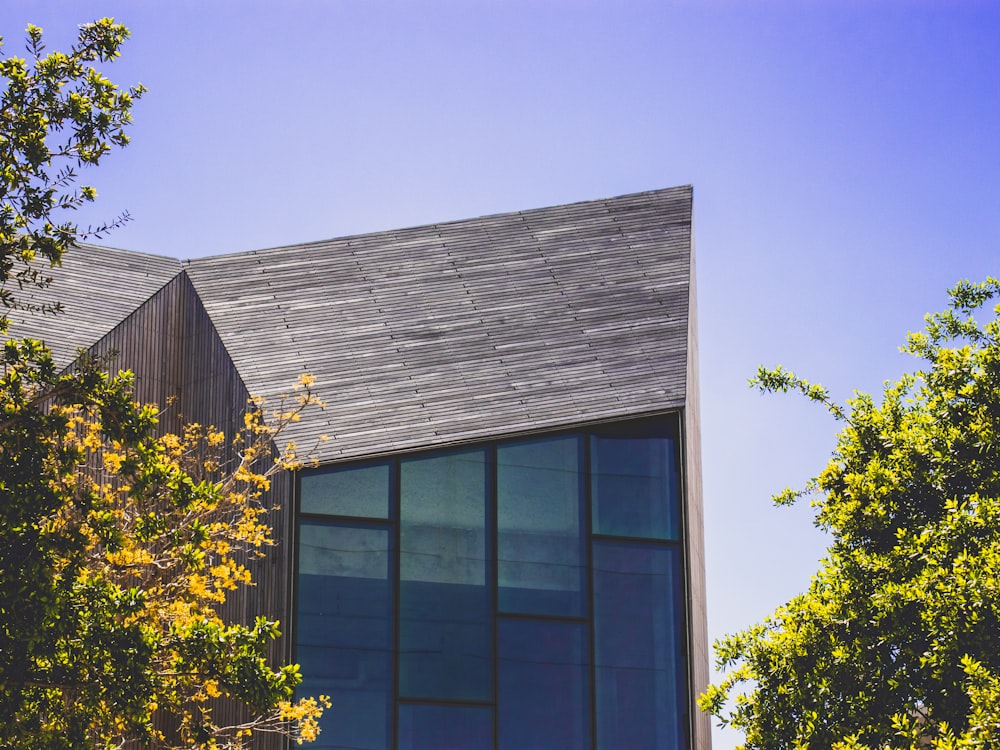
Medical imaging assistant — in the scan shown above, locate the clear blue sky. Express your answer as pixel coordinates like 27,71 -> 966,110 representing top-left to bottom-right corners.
4,1 -> 999,746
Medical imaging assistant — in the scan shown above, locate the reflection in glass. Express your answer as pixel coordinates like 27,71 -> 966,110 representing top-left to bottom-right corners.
301,461 -> 392,518
498,436 -> 585,616
294,416 -> 690,750
593,541 -> 687,750
398,704 -> 493,750
399,449 -> 492,701
297,522 -> 393,750
498,619 -> 590,750
591,420 -> 680,539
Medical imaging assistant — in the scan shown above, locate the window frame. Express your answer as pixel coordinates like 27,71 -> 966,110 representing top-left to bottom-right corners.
292,412 -> 691,750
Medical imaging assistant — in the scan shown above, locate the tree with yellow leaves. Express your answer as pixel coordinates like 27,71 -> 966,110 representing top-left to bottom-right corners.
0,19 -> 327,749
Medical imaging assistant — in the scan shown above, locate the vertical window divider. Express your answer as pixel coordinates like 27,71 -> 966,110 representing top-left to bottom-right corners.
488,442 -> 499,749
288,473 -> 302,702
391,457 -> 402,750
583,430 -> 598,750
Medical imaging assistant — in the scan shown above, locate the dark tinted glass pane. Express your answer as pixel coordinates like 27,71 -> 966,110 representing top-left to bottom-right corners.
398,704 -> 493,750
399,449 -> 492,701
498,436 -> 586,616
297,523 -> 393,750
591,419 -> 680,540
301,461 -> 392,518
498,619 -> 591,750
593,542 -> 687,749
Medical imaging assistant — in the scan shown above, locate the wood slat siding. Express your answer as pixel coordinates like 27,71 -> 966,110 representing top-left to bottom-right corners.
76,275 -> 293,750
2,243 -> 182,369
184,185 -> 694,465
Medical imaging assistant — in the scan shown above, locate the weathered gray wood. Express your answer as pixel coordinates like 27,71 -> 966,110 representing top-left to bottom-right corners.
183,185 -> 695,465
3,243 -> 182,368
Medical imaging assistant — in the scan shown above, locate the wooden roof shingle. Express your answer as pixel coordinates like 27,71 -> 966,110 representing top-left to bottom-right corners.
184,185 -> 694,463
3,244 -> 182,368
2,187 -> 694,464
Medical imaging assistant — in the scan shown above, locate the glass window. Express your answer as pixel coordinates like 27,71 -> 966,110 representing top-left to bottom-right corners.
297,522 -> 393,750
301,461 -> 392,518
399,449 -> 492,701
591,420 -> 680,540
593,541 -> 687,750
397,704 -> 493,750
498,619 -> 591,750
498,436 -> 586,616
294,415 -> 691,749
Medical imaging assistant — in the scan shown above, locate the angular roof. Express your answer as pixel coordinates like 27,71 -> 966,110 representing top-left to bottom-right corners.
3,186 -> 695,464
184,185 -> 694,462
3,243 -> 182,367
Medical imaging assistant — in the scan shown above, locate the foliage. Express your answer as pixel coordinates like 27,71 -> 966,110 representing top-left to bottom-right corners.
700,278 -> 1000,749
0,21 -> 328,748
2,339 -> 328,747
0,18 -> 144,330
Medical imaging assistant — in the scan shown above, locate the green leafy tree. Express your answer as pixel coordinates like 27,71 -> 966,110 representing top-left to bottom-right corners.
0,18 -> 143,329
700,278 -> 1000,749
0,21 -> 327,748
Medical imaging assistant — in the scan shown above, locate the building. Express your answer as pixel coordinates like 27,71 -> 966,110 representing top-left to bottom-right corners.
6,186 -> 709,749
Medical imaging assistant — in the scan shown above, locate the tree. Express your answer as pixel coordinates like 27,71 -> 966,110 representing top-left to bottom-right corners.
0,18 -> 143,330
700,278 -> 1000,749
1,21 -> 327,748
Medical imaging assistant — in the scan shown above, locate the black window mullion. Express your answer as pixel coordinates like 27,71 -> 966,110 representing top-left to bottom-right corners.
391,456 -> 401,750
584,429 -> 598,750
397,697 -> 494,708
591,532 -> 683,548
290,473 -> 302,686
489,442 -> 499,750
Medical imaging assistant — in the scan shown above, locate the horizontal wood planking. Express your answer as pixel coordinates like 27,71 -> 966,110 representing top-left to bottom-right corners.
185,185 -> 694,465
3,243 -> 182,368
